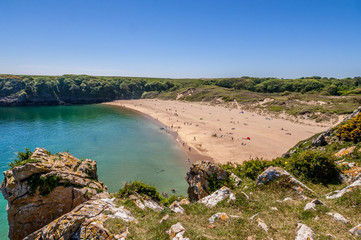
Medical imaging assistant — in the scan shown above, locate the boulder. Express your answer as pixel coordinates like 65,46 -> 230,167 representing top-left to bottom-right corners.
129,193 -> 164,212
256,167 -> 313,194
326,179 -> 361,199
304,202 -> 316,211
326,212 -> 349,224
257,218 -> 268,233
311,128 -> 332,147
0,148 -> 107,240
186,161 -> 231,202
335,146 -> 356,158
160,214 -> 169,223
304,199 -> 324,211
167,222 -> 189,240
343,106 -> 361,123
349,224 -> 361,237
230,173 -> 242,186
208,212 -> 229,223
169,201 -> 185,214
198,186 -> 234,207
24,198 -> 137,239
295,223 -> 314,240
179,198 -> 191,205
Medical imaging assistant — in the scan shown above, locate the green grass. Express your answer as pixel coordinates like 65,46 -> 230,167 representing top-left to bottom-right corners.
106,177 -> 360,239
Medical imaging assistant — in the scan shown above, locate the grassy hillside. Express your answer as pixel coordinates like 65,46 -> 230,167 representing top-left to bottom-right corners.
1,74 -> 361,121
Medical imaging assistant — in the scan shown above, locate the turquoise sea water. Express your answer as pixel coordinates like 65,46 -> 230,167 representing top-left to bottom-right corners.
0,104 -> 189,239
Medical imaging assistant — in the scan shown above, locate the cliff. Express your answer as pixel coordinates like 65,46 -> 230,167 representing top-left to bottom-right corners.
0,148 -> 107,240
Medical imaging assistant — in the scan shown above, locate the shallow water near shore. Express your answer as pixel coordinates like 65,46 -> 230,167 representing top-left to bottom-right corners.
0,104 -> 189,239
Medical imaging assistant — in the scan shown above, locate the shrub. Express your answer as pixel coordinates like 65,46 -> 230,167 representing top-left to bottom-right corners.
9,148 -> 39,169
207,172 -> 234,192
337,113 -> 361,143
236,157 -> 286,180
287,150 -> 340,184
117,181 -> 163,202
27,174 -> 63,195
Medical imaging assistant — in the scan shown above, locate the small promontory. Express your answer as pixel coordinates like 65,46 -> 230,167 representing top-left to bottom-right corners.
0,148 -> 107,240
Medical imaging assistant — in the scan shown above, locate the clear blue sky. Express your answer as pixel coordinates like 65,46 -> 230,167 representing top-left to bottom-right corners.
0,0 -> 360,78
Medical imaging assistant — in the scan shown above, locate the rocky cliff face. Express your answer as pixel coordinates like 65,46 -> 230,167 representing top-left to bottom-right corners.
185,161 -> 230,202
25,198 -> 137,240
0,148 -> 107,240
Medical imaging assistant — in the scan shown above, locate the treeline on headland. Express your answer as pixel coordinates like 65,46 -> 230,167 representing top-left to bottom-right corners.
1,74 -> 361,105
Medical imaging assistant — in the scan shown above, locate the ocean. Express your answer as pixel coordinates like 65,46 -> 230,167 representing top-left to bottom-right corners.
0,104 -> 189,239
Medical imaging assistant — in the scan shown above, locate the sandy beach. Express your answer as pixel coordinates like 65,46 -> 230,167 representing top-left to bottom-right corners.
104,99 -> 340,164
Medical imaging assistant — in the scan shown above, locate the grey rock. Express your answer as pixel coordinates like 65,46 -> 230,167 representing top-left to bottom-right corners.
167,222 -> 189,240
326,179 -> 361,199
295,223 -> 314,240
350,224 -> 361,237
198,186 -> 233,207
256,167 -> 313,194
326,212 -> 349,224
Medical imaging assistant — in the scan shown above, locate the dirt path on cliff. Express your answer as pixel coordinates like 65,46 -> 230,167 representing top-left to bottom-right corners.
104,99 -> 341,164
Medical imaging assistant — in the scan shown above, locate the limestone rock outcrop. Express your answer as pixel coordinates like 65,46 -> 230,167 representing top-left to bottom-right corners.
24,198 -> 137,240
0,148 -> 107,240
326,179 -> 361,199
186,161 -> 231,202
198,186 -> 235,207
129,193 -> 164,212
295,223 -> 314,240
167,222 -> 189,240
256,167 -> 313,194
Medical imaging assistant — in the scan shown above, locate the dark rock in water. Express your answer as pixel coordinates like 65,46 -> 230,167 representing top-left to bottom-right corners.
185,161 -> 231,202
0,148 -> 107,240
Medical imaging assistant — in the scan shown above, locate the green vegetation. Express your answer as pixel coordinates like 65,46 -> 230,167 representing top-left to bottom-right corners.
27,174 -> 63,195
223,150 -> 341,185
222,157 -> 286,180
8,148 -> 39,169
207,172 -> 235,192
109,177 -> 359,239
286,150 -> 340,184
337,113 -> 361,142
117,181 -> 163,202
1,74 -> 361,121
117,181 -> 183,206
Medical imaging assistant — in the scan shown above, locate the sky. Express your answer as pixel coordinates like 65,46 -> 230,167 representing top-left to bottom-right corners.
0,0 -> 360,78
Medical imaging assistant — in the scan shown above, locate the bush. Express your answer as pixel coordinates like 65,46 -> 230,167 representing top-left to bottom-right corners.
117,181 -> 163,202
287,150 -> 340,184
207,172 -> 234,192
337,113 -> 361,143
223,157 -> 285,180
9,148 -> 39,169
27,174 -> 63,195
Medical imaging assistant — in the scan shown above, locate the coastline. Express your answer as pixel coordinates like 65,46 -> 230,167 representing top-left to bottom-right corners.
105,103 -> 213,164
104,99 -> 339,164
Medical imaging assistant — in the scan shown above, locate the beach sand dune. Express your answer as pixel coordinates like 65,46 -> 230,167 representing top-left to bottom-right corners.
105,99 -> 339,164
